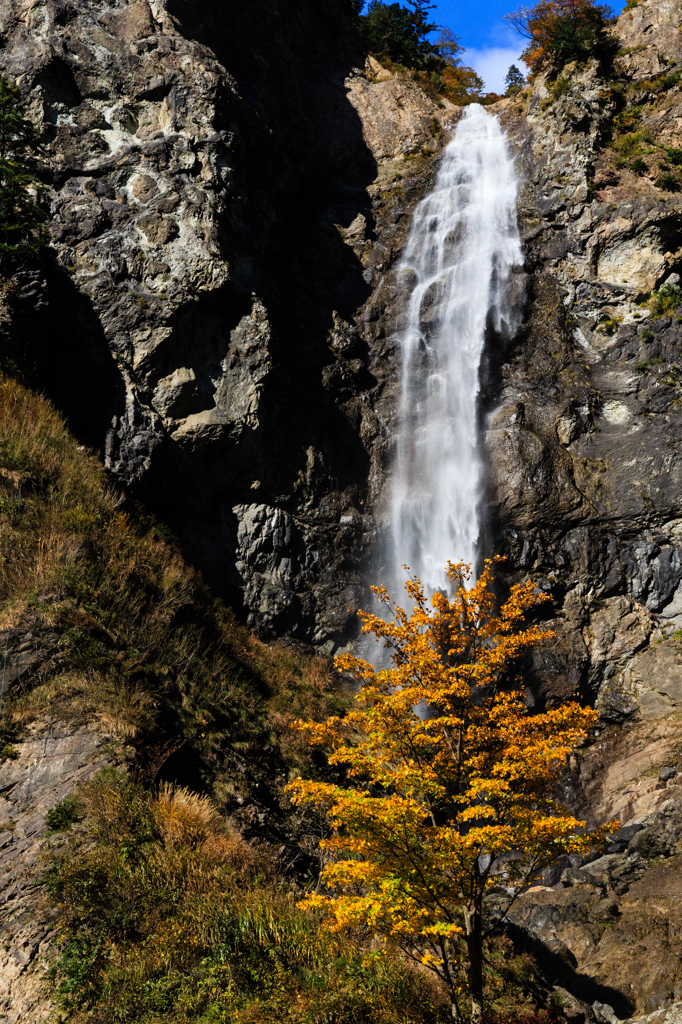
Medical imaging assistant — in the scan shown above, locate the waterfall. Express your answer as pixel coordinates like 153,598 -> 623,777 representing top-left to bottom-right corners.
389,103 -> 523,595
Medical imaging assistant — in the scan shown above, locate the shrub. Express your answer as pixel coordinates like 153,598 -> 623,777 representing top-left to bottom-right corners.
650,284 -> 682,317
657,172 -> 680,192
483,1010 -> 566,1024
46,772 -> 450,1024
668,148 -> 682,166
548,75 -> 572,99
611,107 -> 641,132
632,71 -> 681,94
505,0 -> 614,74
45,795 -> 80,833
612,130 -> 646,159
630,156 -> 648,174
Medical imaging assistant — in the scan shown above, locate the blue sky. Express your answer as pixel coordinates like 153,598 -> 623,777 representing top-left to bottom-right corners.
430,0 -> 530,92
431,0 -> 626,91
361,1 -> 626,94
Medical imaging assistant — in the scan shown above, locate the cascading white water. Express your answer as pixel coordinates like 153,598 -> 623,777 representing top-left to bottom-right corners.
389,103 -> 523,594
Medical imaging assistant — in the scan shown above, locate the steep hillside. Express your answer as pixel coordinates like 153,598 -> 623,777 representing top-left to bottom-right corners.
0,374 -> 356,1021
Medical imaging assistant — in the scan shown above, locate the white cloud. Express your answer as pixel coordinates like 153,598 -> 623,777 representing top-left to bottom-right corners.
464,45 -> 526,94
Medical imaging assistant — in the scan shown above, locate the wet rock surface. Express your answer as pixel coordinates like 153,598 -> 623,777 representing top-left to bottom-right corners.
477,15 -> 682,1005
475,1 -> 682,718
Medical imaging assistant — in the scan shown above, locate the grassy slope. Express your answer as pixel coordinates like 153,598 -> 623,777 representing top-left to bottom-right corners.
0,371 -> 348,803
0,374 -> 458,1023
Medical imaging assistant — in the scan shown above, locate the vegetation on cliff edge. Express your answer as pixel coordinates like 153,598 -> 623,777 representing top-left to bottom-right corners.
505,0 -> 614,75
357,1 -> 498,104
0,76 -> 47,262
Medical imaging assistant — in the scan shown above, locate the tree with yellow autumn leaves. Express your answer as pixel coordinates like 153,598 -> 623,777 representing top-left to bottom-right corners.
287,560 -> 616,1022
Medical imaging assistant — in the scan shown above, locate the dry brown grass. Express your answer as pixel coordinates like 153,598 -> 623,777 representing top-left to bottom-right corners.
155,782 -> 223,846
6,672 -> 156,738
154,782 -> 263,871
0,374 -> 118,601
260,644 -> 351,765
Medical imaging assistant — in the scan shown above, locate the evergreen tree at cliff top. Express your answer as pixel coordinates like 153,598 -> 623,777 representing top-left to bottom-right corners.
0,77 -> 47,262
360,0 -> 442,70
504,64 -> 526,94
359,2 -> 488,103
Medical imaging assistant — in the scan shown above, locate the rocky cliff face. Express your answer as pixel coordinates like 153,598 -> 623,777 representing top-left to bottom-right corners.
0,0 -> 454,647
481,0 -> 682,814
470,5 -> 682,1014
487,4 -> 682,714
5,0 -> 682,798
5,0 -> 682,1019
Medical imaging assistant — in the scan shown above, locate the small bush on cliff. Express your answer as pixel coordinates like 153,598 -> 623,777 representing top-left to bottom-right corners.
505,0 -> 614,75
650,283 -> 682,317
657,172 -> 680,193
0,77 -> 47,262
45,795 -> 80,834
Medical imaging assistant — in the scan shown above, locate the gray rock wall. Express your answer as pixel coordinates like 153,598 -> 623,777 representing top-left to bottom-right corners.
2,0 -> 454,646
8,0 -> 682,713
478,2 -> 682,723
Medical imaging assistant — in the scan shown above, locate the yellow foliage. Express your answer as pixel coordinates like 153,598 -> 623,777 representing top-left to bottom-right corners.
286,560 -> 617,1022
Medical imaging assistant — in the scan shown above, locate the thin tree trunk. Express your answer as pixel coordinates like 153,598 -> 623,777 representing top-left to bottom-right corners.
464,906 -> 484,1023
443,939 -> 463,1024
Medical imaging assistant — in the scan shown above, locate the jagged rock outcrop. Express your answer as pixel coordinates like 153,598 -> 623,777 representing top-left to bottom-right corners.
1,0 -> 454,646
502,796 -> 682,1017
479,2 -> 682,720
